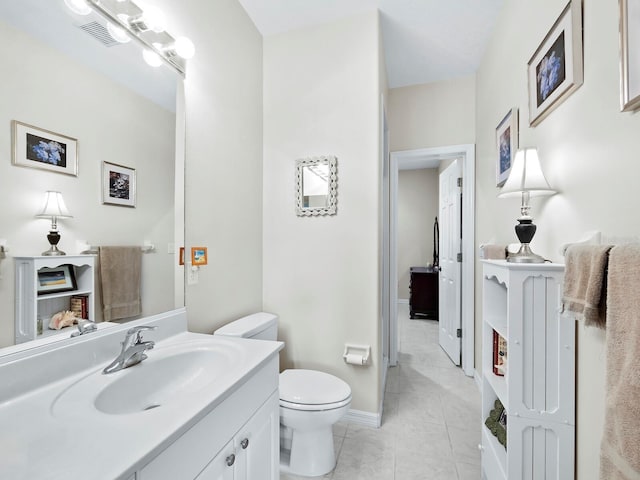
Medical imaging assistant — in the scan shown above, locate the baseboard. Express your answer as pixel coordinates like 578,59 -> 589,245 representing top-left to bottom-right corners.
474,369 -> 482,391
344,408 -> 381,428
398,298 -> 409,304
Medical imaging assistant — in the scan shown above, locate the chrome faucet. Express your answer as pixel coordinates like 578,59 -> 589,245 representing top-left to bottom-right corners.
102,325 -> 157,374
71,319 -> 98,338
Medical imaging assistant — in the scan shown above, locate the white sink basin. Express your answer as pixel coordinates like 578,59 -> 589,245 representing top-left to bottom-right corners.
51,339 -> 244,417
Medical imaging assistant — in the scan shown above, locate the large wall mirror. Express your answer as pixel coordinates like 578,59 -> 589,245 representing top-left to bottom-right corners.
0,0 -> 185,351
295,155 -> 338,216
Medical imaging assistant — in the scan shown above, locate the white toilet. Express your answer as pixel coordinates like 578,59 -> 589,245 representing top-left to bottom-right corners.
214,312 -> 351,477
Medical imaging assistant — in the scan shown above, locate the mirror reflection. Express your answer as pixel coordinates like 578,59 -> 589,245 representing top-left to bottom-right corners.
296,156 -> 337,216
0,0 -> 184,351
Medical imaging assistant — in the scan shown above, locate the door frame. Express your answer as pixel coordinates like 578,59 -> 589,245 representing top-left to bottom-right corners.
388,144 -> 475,377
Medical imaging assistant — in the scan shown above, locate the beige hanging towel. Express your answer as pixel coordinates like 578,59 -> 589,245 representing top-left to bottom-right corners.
561,244 -> 613,328
99,246 -> 142,321
600,245 -> 640,480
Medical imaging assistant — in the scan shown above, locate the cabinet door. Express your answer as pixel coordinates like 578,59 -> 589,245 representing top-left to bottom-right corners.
196,440 -> 235,480
235,391 -> 280,480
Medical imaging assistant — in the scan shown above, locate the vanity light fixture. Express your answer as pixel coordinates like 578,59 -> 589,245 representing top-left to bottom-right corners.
498,148 -> 556,263
36,191 -> 73,256
65,0 -> 195,75
64,0 -> 92,16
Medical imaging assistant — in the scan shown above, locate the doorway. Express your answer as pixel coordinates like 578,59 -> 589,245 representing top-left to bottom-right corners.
386,145 -> 475,377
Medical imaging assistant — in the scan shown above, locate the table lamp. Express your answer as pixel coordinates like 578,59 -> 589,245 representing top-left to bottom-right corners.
498,148 -> 555,263
35,191 -> 73,256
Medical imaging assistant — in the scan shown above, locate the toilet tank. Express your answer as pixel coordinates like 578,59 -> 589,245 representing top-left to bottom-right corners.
214,312 -> 278,341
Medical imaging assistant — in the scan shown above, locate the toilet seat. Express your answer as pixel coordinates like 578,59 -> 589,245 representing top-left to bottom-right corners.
279,369 -> 351,411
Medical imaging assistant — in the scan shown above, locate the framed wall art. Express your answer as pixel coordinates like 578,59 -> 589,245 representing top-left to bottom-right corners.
620,0 -> 640,111
12,120 -> 78,176
191,247 -> 208,266
527,1 -> 583,126
37,265 -> 77,295
496,108 -> 518,187
102,161 -> 136,207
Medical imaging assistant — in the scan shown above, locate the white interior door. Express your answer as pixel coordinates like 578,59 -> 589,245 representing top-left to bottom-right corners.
438,160 -> 462,365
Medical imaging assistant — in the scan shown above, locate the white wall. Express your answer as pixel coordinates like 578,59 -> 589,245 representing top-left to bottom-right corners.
0,20 -> 176,347
157,0 -> 265,334
388,76 -> 476,152
397,169 -> 439,299
475,1 -> 640,477
263,12 -> 383,414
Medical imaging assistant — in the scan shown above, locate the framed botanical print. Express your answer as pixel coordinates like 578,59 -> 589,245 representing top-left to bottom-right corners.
102,161 -> 136,207
620,0 -> 640,111
12,120 -> 78,176
527,1 -> 583,126
496,108 -> 518,187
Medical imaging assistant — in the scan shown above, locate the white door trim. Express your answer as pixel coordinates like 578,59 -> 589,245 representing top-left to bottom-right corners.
389,144 -> 475,377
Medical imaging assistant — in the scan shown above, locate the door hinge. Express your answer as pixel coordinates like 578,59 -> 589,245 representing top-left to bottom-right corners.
457,253 -> 462,262
457,177 -> 462,188
457,328 -> 462,338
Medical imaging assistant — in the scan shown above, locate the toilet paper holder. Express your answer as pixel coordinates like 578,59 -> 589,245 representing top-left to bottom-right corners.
343,344 -> 371,366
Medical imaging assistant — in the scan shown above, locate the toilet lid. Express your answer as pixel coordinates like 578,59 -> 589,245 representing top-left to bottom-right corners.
279,369 -> 351,406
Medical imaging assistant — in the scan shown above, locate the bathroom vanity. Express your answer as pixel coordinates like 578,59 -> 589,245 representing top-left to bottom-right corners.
0,308 -> 283,480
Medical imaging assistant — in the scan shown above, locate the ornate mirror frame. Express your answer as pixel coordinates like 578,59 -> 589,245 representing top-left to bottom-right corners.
295,155 -> 338,216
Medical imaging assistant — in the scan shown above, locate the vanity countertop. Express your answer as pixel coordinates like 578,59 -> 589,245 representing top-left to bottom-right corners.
0,312 -> 283,480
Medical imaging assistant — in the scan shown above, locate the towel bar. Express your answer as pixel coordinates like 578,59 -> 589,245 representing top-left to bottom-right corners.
561,231 -> 640,256
81,244 -> 155,254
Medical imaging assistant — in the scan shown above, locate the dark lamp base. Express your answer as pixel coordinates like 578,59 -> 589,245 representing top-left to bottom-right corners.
43,230 -> 66,256
508,217 -> 545,263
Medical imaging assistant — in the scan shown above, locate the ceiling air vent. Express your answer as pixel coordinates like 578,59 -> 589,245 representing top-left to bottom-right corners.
77,21 -> 119,47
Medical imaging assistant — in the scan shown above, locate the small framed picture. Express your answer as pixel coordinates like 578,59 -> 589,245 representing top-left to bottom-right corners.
496,108 -> 518,186
527,1 -> 583,126
37,265 -> 77,295
620,0 -> 640,112
179,247 -> 185,266
191,247 -> 208,266
12,120 -> 78,176
102,161 -> 136,207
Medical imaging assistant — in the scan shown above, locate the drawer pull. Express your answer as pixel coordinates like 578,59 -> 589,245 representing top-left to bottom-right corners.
241,438 -> 249,449
226,453 -> 235,467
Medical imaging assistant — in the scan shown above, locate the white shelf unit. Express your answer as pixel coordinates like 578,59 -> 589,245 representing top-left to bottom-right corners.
480,260 -> 575,480
14,256 -> 96,344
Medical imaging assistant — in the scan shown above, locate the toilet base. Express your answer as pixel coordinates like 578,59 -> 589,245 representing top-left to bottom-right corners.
280,425 -> 336,477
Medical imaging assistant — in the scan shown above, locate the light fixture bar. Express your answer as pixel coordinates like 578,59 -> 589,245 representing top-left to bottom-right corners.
85,0 -> 186,76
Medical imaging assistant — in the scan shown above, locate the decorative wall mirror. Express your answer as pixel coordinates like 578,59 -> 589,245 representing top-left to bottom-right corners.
295,155 -> 338,216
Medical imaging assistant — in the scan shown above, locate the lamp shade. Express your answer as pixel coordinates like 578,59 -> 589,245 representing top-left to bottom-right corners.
498,148 -> 556,198
36,191 -> 73,219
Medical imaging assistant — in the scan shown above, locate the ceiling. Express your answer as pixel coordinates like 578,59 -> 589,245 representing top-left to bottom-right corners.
237,0 -> 505,88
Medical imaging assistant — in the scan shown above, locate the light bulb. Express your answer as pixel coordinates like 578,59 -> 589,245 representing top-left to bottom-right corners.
174,37 -> 195,59
106,21 -> 131,43
143,49 -> 162,67
141,6 -> 166,33
64,0 -> 91,15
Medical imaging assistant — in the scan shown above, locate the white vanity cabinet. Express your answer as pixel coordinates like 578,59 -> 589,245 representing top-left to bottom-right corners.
197,391 -> 279,480
480,261 -> 574,480
137,355 -> 280,480
14,255 -> 96,344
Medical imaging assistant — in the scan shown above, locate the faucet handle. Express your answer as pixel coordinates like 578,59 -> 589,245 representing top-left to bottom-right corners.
125,325 -> 158,344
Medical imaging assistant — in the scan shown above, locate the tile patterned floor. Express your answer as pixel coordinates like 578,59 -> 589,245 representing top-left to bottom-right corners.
281,303 -> 481,479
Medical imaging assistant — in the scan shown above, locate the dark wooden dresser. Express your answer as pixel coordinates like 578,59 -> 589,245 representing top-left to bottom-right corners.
409,266 -> 439,320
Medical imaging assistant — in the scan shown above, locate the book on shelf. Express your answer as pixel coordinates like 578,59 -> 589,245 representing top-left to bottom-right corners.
493,330 -> 507,376
69,294 -> 89,320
